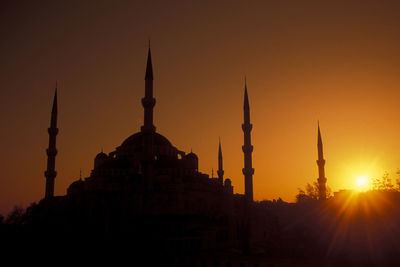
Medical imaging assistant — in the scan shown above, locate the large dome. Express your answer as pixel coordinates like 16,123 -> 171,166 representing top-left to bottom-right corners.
116,131 -> 177,158
121,132 -> 172,147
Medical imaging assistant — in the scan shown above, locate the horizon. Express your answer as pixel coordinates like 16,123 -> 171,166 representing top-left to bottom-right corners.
2,1 -> 400,215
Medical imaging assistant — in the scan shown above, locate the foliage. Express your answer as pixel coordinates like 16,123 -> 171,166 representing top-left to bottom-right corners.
5,205 -> 25,225
372,172 -> 395,191
396,169 -> 400,190
296,181 -> 331,203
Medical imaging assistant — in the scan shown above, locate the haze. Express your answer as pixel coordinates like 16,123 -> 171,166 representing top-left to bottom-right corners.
1,0 -> 400,215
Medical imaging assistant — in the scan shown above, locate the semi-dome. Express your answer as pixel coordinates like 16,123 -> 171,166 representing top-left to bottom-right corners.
67,179 -> 84,195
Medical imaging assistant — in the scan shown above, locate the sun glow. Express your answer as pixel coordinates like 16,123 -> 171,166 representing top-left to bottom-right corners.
355,175 -> 370,191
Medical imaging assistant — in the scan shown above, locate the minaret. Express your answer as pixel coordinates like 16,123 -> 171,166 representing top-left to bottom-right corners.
317,122 -> 327,200
44,87 -> 58,199
217,138 -> 224,185
141,45 -> 155,193
141,45 -> 156,133
242,80 -> 254,203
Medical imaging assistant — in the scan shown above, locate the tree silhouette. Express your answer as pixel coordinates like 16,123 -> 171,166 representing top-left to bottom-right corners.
5,206 -> 25,225
296,181 -> 331,202
372,172 -> 394,191
396,169 -> 400,190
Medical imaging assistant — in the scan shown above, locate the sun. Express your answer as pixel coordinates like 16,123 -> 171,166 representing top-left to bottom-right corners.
355,175 -> 370,191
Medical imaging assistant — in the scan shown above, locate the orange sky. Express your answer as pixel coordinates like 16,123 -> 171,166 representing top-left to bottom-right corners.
1,0 -> 400,215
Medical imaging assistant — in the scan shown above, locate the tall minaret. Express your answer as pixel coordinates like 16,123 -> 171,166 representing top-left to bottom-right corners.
242,80 -> 254,203
44,87 -> 58,199
141,45 -> 156,193
317,122 -> 327,200
141,45 -> 156,133
217,138 -> 224,185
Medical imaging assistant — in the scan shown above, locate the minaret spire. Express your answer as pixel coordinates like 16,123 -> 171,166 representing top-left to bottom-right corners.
141,46 -> 156,133
317,122 -> 327,200
44,85 -> 58,199
242,79 -> 254,203
217,138 -> 224,185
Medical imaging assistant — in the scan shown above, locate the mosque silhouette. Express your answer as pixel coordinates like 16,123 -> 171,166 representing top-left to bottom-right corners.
32,47 -> 329,262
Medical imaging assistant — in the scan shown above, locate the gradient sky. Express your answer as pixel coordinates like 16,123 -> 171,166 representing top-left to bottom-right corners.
2,0 -> 400,215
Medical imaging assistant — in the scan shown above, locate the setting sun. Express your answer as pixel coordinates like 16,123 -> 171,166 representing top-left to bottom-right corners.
355,175 -> 370,191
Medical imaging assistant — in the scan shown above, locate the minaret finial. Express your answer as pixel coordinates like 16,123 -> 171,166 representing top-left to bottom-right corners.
217,138 -> 224,185
244,78 -> 249,110
79,168 -> 82,181
317,121 -> 322,148
145,44 -> 153,80
51,86 -> 58,114
316,122 -> 327,200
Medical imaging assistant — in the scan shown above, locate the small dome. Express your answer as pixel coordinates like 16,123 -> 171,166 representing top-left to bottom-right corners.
67,179 -> 84,195
95,152 -> 108,160
184,151 -> 198,171
94,151 -> 108,169
224,179 -> 232,187
186,152 -> 198,160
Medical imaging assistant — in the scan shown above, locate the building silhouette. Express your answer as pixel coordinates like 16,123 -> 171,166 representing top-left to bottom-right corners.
9,45 -> 400,266
35,47 -> 270,253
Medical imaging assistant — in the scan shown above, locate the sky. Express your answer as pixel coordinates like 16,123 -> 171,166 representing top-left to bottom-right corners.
1,0 -> 400,215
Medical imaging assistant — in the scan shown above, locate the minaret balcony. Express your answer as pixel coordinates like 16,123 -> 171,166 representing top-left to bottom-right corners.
141,97 -> 156,108
48,127 -> 59,135
241,124 -> 253,131
46,148 -> 58,156
242,145 -> 253,153
242,168 -> 254,175
44,170 -> 57,178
